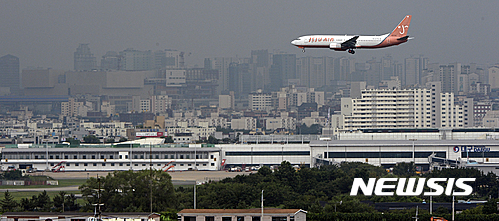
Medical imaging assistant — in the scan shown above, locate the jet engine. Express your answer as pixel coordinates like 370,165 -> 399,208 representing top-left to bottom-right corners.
329,43 -> 342,50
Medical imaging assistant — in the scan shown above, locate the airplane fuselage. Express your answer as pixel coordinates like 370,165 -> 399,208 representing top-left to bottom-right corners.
291,15 -> 412,54
292,33 -> 408,51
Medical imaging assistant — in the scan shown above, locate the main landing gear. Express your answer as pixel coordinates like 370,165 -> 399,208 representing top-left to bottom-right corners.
347,49 -> 355,54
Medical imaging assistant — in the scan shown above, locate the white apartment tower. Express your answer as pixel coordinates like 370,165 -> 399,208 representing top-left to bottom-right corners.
249,89 -> 272,111
342,89 -> 417,129
340,82 -> 473,130
151,95 -> 172,114
61,98 -> 85,117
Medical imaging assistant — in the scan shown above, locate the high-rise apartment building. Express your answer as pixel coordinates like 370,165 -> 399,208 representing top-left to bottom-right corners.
438,63 -> 461,94
205,57 -> 237,95
74,44 -> 97,71
296,56 -> 334,88
488,65 -> 499,90
228,62 -> 251,98
119,48 -> 153,71
269,53 -> 296,90
249,89 -> 272,111
250,50 -> 270,92
403,55 -> 428,87
272,85 -> 325,111
340,82 -> 472,130
154,49 -> 184,69
331,56 -> 356,83
0,54 -> 20,95
61,98 -> 85,117
101,51 -> 120,70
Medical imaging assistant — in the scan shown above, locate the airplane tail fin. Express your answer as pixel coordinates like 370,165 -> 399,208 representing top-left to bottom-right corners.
389,15 -> 411,38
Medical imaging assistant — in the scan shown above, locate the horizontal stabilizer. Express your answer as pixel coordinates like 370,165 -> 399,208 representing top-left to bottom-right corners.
397,36 -> 409,41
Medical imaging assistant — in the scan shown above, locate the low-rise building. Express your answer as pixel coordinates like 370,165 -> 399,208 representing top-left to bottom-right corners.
0,212 -> 160,221
231,117 -> 257,131
178,209 -> 307,221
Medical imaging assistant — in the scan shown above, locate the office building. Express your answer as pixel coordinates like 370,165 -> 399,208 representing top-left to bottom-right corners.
74,44 -> 97,71
269,53 -> 296,90
101,51 -> 120,70
249,89 -> 272,111
120,48 -> 153,71
439,63 -> 461,94
296,56 -> 335,88
0,54 -> 20,95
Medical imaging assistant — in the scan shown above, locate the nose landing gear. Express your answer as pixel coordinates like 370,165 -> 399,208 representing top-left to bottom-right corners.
302,48 -> 306,53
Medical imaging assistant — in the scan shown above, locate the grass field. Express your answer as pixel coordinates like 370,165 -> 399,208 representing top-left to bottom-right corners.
0,179 -> 87,189
8,190 -> 82,201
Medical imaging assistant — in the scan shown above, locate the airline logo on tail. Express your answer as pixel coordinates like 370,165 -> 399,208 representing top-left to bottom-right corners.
399,25 -> 408,34
390,15 -> 411,37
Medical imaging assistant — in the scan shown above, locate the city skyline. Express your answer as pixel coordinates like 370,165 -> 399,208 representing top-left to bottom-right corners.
1,1 -> 498,70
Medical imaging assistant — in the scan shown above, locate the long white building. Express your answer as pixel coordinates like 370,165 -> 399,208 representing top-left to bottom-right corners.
0,145 -> 220,172
339,82 -> 473,130
3,130 -> 499,174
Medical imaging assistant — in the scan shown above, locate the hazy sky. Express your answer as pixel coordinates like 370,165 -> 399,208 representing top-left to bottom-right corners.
1,0 -> 498,70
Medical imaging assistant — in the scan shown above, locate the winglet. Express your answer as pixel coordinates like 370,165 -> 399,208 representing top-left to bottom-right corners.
389,15 -> 411,38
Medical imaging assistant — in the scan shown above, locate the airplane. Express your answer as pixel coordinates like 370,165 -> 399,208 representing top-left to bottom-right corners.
291,15 -> 412,54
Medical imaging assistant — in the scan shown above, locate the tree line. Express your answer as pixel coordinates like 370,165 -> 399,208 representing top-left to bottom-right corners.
2,161 -> 499,221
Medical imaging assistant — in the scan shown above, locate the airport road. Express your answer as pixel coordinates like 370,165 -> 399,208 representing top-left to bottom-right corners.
33,170 -> 250,181
1,171 -> 252,192
0,186 -> 80,192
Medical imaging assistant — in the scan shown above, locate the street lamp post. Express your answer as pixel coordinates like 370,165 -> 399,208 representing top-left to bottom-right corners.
452,196 -> 455,221
194,181 -> 202,209
130,142 -> 133,170
194,181 -> 196,209
45,142 -> 49,171
261,190 -> 264,220
409,139 -> 417,163
326,141 -> 329,165
430,195 -> 432,214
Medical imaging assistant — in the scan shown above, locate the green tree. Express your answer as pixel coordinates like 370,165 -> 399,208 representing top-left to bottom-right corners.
274,161 -> 297,188
164,136 -> 174,143
83,135 -> 100,143
66,137 -> 80,145
20,196 -> 36,211
296,124 -> 321,134
483,198 -> 498,214
65,193 -> 78,211
119,137 -> 128,142
80,170 -> 177,212
324,196 -> 374,213
53,191 -> 78,212
53,191 -> 66,212
0,190 -> 17,212
393,162 -> 416,177
257,166 -> 272,177
221,138 -> 232,144
434,206 -> 449,215
2,170 -> 22,180
207,135 -> 219,144
36,191 -> 52,211
462,205 -> 483,214
160,208 -> 178,221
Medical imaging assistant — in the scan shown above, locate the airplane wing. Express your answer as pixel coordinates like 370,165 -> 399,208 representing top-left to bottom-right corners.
341,36 -> 359,48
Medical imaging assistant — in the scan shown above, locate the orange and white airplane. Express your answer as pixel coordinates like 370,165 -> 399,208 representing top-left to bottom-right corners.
291,15 -> 412,54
